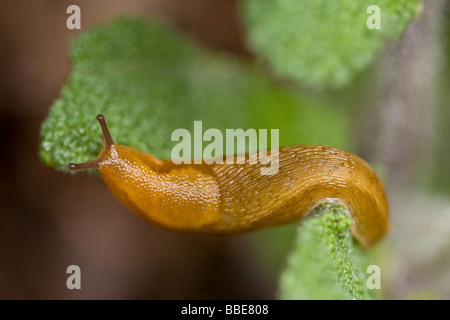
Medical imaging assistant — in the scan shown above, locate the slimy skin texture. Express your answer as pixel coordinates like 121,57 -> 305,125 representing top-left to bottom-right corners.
69,115 -> 389,249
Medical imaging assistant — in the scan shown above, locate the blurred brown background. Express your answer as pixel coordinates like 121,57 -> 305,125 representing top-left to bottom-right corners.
0,0 -> 275,299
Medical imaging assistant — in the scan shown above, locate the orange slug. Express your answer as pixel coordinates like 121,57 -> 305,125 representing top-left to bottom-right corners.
69,114 -> 389,248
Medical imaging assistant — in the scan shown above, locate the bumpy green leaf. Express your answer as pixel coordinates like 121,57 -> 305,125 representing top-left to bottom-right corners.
39,17 -> 350,169
279,205 -> 374,300
241,0 -> 422,88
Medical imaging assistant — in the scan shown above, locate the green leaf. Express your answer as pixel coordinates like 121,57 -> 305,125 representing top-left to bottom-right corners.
241,0 -> 423,88
39,17 -> 350,170
279,205 -> 374,300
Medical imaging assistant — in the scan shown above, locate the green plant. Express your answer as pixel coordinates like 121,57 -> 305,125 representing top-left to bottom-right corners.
242,0 -> 422,88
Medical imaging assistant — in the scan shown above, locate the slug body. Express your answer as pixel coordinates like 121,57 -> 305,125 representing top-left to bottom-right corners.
69,115 -> 389,248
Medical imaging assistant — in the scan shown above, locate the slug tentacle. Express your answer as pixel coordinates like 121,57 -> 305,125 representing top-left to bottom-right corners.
96,114 -> 114,148
68,114 -> 389,248
68,114 -> 113,171
68,159 -> 101,171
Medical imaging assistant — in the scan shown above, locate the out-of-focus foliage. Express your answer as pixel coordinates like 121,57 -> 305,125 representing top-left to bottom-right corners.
39,17 -> 350,169
428,17 -> 450,194
241,0 -> 422,88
